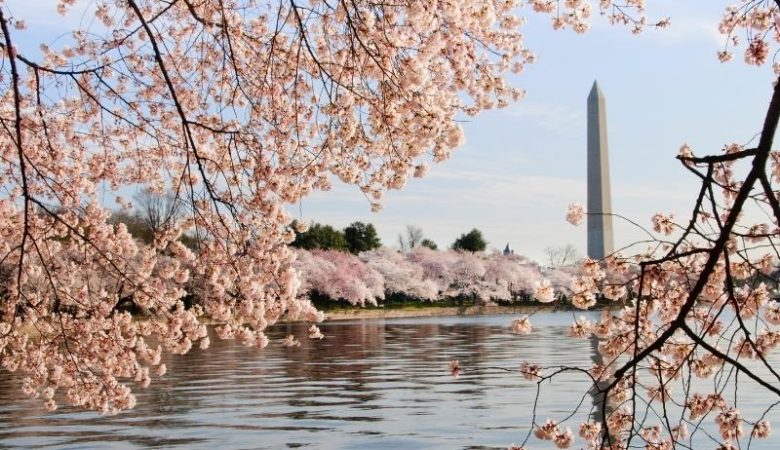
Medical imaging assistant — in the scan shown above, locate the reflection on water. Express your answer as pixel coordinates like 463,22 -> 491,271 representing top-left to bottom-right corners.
0,313 -> 777,449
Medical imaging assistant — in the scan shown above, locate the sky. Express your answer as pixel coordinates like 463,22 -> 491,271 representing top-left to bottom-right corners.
297,0 -> 775,261
11,0 -> 777,263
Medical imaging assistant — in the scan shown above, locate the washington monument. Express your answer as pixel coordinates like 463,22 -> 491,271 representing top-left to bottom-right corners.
586,81 -> 614,260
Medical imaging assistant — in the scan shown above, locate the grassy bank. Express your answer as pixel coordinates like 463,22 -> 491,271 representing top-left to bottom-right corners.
312,294 -> 616,321
323,304 -> 549,321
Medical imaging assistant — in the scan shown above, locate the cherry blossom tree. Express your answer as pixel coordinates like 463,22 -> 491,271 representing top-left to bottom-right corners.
484,252 -> 543,301
446,250 -> 489,299
501,2 -> 780,450
289,248 -> 337,302
0,0 -> 528,413
306,249 -> 385,306
295,246 -> 545,305
359,247 -> 439,301
408,246 -> 459,292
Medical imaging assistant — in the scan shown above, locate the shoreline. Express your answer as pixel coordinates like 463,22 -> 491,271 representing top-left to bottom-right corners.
322,304 -> 547,321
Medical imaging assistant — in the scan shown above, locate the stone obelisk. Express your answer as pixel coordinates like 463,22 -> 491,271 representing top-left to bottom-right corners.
587,81 -> 614,260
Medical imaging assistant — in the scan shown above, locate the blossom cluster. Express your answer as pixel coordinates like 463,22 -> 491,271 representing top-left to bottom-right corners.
528,0 -> 670,35
716,1 -> 780,67
528,1 -> 780,68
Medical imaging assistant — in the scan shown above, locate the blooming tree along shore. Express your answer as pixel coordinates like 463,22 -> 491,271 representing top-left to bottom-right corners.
293,246 -> 579,306
2,1 -> 780,450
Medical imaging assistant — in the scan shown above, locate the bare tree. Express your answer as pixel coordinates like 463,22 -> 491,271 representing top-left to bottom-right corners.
133,190 -> 182,236
543,244 -> 580,267
398,225 -> 425,252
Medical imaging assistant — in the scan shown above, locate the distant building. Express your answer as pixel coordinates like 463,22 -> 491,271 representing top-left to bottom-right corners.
503,243 -> 514,256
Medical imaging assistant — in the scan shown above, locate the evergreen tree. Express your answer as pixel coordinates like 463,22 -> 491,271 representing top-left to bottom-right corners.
420,238 -> 438,250
291,222 -> 348,251
344,221 -> 382,254
452,229 -> 487,253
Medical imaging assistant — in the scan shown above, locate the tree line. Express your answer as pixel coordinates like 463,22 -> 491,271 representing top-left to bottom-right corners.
292,246 -> 593,309
289,221 -> 488,254
112,196 -> 569,266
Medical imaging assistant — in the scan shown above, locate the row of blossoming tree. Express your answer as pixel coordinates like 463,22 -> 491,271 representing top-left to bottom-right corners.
2,0 -> 780,449
293,246 -> 589,307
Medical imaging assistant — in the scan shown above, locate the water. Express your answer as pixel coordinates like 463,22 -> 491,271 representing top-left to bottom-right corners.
0,313 -> 777,449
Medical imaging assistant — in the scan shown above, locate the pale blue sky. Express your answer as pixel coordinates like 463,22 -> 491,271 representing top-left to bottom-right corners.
11,0 -> 775,262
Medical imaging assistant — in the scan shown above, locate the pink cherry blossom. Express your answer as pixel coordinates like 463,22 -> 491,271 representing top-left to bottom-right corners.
566,203 -> 585,226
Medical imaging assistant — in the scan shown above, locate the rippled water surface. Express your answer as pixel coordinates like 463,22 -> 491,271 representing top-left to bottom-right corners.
0,313 -> 778,449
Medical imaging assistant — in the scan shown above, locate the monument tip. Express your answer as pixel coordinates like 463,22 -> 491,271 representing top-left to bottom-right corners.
588,80 -> 603,99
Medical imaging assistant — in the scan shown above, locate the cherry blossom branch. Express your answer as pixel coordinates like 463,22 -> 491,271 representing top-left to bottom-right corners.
0,8 -> 31,307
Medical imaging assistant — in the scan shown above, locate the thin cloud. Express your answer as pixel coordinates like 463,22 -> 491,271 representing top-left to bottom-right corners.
505,102 -> 585,136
